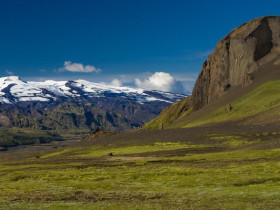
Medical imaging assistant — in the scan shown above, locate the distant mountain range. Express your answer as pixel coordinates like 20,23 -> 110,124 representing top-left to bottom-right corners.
0,76 -> 186,131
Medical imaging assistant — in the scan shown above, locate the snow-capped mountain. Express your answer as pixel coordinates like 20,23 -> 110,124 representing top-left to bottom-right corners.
0,76 -> 186,132
0,76 -> 185,104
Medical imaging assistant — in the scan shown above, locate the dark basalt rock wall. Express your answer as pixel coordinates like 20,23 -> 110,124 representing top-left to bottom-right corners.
191,16 -> 280,110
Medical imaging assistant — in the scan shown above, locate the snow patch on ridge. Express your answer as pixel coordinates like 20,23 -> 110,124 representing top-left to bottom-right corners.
0,76 -> 186,104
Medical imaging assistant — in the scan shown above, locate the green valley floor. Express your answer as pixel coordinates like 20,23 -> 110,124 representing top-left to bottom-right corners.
1,126 -> 280,209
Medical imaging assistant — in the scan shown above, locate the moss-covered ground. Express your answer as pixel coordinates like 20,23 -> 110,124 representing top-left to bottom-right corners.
1,127 -> 280,209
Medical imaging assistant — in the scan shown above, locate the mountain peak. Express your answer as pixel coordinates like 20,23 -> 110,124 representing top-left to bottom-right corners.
0,76 -> 186,131
0,76 -> 186,104
5,76 -> 21,80
0,76 -> 22,83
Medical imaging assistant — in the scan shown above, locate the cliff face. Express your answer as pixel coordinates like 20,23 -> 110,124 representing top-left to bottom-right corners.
144,16 -> 280,129
191,16 -> 280,110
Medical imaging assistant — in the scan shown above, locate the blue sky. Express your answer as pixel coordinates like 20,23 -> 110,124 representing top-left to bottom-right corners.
0,0 -> 279,93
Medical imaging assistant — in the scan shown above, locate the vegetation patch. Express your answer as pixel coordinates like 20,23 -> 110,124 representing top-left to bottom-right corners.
1,128 -> 280,209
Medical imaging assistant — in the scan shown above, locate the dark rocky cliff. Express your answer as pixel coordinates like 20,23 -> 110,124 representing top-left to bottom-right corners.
191,16 -> 280,110
145,16 -> 280,129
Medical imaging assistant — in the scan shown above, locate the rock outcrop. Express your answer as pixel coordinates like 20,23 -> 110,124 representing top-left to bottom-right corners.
191,16 -> 280,110
144,16 -> 280,129
81,128 -> 117,142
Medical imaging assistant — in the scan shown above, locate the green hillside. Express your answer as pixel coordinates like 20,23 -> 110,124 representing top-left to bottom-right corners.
144,97 -> 192,129
147,80 -> 280,129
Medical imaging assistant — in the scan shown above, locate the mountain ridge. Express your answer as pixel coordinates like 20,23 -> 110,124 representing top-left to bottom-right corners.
0,76 -> 186,132
0,76 -> 185,104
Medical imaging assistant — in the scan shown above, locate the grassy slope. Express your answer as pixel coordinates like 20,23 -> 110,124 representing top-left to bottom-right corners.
144,97 -> 191,129
1,129 -> 280,209
170,80 -> 280,128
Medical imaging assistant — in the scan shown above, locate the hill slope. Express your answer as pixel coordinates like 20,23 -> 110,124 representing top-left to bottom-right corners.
171,79 -> 280,128
145,16 -> 280,129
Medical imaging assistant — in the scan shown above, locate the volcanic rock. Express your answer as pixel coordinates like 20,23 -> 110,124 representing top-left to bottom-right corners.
191,16 -> 280,110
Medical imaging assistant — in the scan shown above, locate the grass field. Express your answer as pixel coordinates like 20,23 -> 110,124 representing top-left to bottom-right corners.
1,127 -> 280,209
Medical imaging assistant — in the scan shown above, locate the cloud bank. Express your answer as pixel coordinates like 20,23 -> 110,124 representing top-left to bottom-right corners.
61,61 -> 101,73
110,79 -> 123,87
135,72 -> 184,93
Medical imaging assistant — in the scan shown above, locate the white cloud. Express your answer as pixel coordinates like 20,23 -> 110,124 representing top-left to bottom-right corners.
23,71 -> 194,94
110,79 -> 123,87
60,61 -> 101,73
135,72 -> 183,93
6,70 -> 13,75
185,84 -> 193,94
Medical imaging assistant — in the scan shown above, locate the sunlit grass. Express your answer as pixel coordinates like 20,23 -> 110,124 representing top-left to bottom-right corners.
40,142 -> 207,159
1,136 -> 280,209
168,80 -> 280,128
